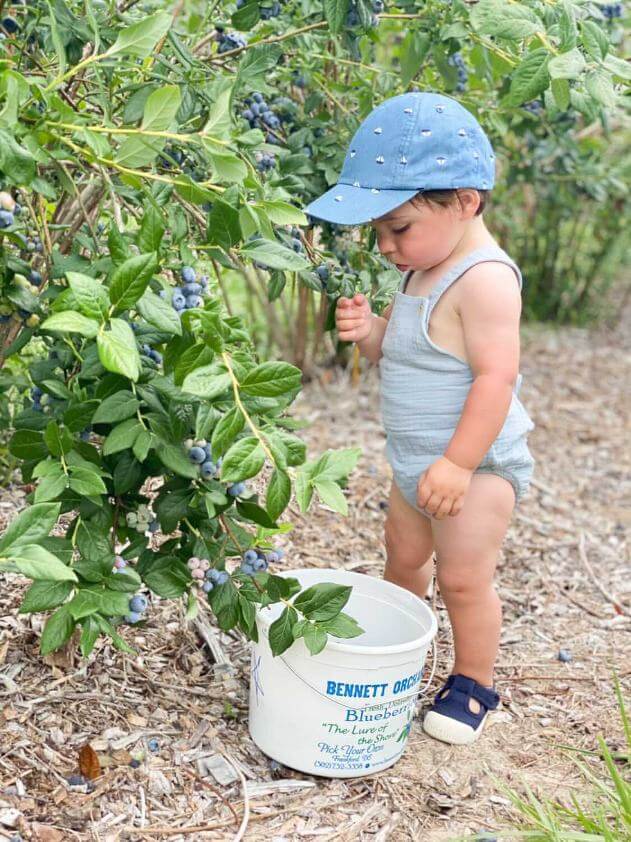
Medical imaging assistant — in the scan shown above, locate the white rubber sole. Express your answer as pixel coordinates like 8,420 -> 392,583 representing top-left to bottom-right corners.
422,709 -> 489,745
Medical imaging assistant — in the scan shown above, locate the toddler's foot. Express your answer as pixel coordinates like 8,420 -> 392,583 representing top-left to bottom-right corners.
422,673 -> 500,745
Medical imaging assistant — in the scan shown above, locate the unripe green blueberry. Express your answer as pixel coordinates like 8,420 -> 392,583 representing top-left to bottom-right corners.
187,557 -> 201,570
126,512 -> 138,526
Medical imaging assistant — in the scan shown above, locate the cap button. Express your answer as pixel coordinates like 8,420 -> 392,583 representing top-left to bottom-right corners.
334,195 -> 344,201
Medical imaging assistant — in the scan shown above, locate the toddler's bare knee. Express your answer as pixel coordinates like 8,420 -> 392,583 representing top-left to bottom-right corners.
436,565 -> 493,597
385,524 -> 433,572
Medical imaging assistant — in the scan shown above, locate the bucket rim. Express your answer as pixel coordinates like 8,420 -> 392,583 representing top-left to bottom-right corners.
255,567 -> 438,656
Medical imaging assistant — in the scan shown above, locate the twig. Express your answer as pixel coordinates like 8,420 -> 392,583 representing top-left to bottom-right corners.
578,531 -> 627,615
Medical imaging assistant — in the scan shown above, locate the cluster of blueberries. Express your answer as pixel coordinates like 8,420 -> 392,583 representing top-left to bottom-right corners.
141,344 -> 163,366
346,0 -> 381,28
601,3 -> 624,18
315,264 -> 330,290
112,558 -> 150,623
238,545 -> 284,575
522,100 -> 544,116
243,91 -> 282,146
125,505 -> 159,534
236,0 -> 282,18
448,52 -> 468,94
168,266 -> 209,313
216,28 -> 248,54
287,226 -> 303,253
186,438 -> 224,481
0,190 -> 21,229
187,556 -> 230,592
187,439 -> 246,497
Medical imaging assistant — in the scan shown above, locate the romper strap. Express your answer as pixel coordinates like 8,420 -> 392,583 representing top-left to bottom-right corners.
427,246 -> 523,316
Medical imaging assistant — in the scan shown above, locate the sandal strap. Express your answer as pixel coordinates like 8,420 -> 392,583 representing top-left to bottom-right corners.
434,673 -> 500,711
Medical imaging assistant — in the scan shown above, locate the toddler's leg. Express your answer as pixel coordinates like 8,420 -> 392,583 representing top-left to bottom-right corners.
430,474 -> 515,688
383,480 -> 435,600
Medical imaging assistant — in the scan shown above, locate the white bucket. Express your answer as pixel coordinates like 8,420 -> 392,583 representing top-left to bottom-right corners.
248,568 -> 438,778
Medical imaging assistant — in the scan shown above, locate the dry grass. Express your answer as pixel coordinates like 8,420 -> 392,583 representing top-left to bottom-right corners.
0,314 -> 629,841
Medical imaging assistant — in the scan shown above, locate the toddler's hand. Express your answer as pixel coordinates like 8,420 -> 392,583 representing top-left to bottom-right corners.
336,293 -> 374,343
417,456 -> 472,519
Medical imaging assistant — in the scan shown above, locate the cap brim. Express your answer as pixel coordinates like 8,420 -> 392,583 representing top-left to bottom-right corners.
303,184 -> 420,226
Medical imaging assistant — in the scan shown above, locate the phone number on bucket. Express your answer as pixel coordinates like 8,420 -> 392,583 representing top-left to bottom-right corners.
314,760 -> 371,770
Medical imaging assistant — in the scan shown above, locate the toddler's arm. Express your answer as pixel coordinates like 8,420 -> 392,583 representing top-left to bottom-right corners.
443,264 -> 523,471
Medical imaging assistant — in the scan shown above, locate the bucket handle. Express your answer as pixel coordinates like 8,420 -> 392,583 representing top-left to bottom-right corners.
275,637 -> 438,713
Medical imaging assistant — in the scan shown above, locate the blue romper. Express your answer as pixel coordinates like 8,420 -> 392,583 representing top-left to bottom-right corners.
378,246 -> 535,512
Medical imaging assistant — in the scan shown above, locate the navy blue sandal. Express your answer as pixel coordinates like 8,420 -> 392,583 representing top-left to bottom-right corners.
423,673 -> 500,745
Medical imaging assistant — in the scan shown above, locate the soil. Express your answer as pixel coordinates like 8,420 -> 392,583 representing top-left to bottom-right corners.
0,315 -> 629,841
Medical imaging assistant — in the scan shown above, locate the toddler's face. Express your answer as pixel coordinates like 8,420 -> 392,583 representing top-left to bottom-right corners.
369,197 -> 470,273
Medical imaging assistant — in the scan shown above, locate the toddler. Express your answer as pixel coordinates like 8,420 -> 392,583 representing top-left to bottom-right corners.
304,91 -> 535,745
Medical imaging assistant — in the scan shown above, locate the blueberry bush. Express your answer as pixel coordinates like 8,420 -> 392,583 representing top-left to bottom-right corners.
0,0 -> 628,661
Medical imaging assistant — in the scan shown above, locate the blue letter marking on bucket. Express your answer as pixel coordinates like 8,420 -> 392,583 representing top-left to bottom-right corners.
248,568 -> 438,779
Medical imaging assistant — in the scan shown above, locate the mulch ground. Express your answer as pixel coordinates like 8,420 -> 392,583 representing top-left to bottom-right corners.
0,312 -> 629,841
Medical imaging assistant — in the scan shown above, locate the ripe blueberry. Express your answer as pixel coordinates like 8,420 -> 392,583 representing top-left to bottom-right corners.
200,460 -> 216,479
181,266 -> 196,283
189,446 -> 206,464
129,594 -> 148,613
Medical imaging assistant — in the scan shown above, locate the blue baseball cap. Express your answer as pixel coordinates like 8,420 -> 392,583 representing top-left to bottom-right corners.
303,91 -> 496,226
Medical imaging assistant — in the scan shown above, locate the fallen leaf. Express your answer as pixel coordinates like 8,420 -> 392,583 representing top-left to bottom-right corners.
79,743 -> 101,780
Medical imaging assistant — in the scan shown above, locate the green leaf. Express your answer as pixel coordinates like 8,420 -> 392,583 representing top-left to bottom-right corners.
268,605 -> 298,656
108,226 -> 131,263
34,469 -> 68,503
323,0 -> 348,34
548,47 -> 586,80
108,252 -> 158,313
137,290 -> 182,335
181,365 -> 231,400
312,447 -> 361,482
97,319 -> 141,382
64,400 -> 99,432
9,429 -> 48,461
240,238 -> 311,271
266,468 -> 291,521
0,503 -> 61,553
203,143 -> 248,185
259,200 -> 308,227
320,611 -> 364,639
133,429 -> 153,462
293,583 -> 351,621
313,479 -> 347,514
137,207 -> 165,254
470,0 -> 543,39
220,436 -> 265,483
0,129 -> 37,184
584,69 -> 618,108
235,499 -> 277,528
203,85 -> 233,140
158,443 -> 200,479
108,10 -> 172,58
92,390 -> 140,424
103,417 -> 143,455
19,580 -> 74,613
40,606 -> 76,656
142,556 -> 189,598
303,623 -> 328,656
210,406 -> 245,458
46,0 -> 67,79
44,421 -> 73,457
66,272 -> 110,320
206,198 -> 242,251
80,617 -> 101,659
68,466 -> 108,497
503,49 -> 550,107
41,310 -> 99,338
240,361 -> 302,397
400,32 -> 431,88
116,86 -> 182,168
580,20 -> 609,62
11,544 -> 78,582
